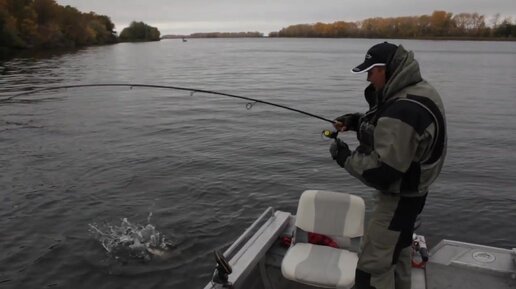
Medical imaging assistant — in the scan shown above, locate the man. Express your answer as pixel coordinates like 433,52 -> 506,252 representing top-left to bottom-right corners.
329,42 -> 447,289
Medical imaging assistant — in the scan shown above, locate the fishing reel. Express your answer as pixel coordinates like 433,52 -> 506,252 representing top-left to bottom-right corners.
322,129 -> 339,139
211,250 -> 233,288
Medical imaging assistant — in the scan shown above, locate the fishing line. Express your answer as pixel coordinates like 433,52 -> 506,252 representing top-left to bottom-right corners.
2,83 -> 336,124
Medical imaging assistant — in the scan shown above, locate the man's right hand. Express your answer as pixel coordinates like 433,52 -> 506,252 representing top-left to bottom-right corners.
334,113 -> 362,132
333,120 -> 346,132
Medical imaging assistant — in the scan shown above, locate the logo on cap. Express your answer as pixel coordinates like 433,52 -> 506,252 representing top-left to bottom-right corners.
365,53 -> 372,60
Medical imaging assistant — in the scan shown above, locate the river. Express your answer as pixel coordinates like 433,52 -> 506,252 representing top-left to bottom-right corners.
1,38 -> 515,289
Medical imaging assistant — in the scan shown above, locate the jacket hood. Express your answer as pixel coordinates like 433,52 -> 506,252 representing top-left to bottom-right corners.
382,45 -> 423,102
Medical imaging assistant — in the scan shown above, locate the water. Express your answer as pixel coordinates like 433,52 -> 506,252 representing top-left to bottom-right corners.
1,38 -> 515,288
88,213 -> 174,263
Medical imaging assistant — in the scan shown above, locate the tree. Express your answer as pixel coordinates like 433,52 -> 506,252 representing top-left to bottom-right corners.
32,0 -> 59,25
430,10 -> 454,36
0,1 -> 25,49
119,21 -> 160,42
494,17 -> 515,37
490,13 -> 501,29
269,10 -> 514,40
1,0 -> 118,54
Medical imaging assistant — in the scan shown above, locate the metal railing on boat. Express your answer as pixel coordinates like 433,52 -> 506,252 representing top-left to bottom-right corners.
223,207 -> 275,260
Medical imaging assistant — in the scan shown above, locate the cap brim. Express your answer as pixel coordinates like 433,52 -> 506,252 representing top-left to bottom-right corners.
350,63 -> 386,74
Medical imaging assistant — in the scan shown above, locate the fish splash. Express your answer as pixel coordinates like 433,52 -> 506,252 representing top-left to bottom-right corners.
89,213 -> 173,262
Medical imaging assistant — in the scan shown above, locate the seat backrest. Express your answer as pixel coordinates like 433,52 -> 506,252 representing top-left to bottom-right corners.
295,190 -> 365,239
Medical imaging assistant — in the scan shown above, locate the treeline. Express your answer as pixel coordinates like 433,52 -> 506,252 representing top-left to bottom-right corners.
119,21 -> 160,42
269,11 -> 516,39
0,0 -> 117,53
162,32 -> 263,39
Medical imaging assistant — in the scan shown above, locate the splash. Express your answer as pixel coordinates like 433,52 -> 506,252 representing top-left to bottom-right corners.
89,214 -> 173,262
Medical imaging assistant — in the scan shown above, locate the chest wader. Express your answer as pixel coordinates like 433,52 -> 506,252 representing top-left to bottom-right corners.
354,96 -> 445,289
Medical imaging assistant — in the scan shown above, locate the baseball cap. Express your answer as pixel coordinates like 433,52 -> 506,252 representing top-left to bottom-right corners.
351,42 -> 398,74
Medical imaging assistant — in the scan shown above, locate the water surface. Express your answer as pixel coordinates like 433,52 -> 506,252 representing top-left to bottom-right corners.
1,38 -> 515,289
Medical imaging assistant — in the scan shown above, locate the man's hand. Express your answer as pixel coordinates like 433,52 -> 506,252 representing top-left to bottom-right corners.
334,113 -> 362,132
329,138 -> 351,168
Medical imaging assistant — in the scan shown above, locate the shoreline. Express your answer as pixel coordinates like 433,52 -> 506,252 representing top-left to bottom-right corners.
3,37 -> 514,61
162,36 -> 516,41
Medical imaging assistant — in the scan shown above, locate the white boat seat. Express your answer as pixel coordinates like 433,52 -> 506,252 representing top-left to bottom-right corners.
282,243 -> 358,288
281,190 -> 365,289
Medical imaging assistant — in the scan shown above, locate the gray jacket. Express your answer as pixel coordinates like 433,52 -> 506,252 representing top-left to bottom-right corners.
345,45 -> 447,197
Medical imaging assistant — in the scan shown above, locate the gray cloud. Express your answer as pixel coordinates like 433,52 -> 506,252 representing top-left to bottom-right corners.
56,0 -> 516,34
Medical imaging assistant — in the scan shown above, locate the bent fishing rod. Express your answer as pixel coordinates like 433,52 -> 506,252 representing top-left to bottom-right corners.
3,83 -> 340,137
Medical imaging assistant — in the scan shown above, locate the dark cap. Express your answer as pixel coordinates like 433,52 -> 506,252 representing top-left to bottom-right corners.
351,42 -> 398,74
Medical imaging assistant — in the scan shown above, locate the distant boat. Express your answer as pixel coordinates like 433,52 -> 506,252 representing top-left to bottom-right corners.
182,37 -> 187,42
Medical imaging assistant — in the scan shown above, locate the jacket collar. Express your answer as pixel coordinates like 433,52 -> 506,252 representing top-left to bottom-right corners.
381,45 -> 423,102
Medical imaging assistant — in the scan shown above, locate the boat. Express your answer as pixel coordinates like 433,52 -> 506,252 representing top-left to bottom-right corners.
203,190 -> 516,289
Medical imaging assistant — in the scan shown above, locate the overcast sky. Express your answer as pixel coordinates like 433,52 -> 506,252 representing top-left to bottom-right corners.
56,0 -> 516,35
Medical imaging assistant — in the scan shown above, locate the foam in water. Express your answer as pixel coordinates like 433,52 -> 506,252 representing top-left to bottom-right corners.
89,213 -> 173,262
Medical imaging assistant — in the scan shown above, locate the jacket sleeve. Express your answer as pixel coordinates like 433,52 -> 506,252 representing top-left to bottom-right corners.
344,100 -> 433,191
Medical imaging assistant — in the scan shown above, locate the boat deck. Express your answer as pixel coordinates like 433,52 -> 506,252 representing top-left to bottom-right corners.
425,240 -> 516,289
238,233 -> 427,289
204,209 -> 516,289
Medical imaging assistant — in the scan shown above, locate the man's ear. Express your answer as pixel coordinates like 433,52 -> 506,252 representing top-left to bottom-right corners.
378,66 -> 387,78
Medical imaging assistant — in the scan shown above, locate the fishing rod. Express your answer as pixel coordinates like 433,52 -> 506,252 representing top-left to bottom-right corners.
4,83 -> 335,122
3,83 -> 340,138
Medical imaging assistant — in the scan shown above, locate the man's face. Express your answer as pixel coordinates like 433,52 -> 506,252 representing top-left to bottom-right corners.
367,66 -> 386,91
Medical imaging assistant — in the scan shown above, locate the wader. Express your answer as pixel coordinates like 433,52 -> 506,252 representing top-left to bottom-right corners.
354,192 -> 427,289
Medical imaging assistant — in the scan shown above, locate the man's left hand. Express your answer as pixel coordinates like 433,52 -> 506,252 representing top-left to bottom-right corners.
329,138 -> 351,168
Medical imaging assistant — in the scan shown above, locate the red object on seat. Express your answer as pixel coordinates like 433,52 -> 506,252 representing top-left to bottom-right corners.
308,232 -> 338,248
280,232 -> 338,248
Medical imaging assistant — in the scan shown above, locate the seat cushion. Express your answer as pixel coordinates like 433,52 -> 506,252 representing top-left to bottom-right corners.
281,243 -> 358,288
296,190 -> 365,238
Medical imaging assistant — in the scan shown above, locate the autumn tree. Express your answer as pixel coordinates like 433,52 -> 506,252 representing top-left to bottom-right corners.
29,0 -> 63,47
269,10 -> 515,40
0,0 -> 23,47
333,21 -> 358,37
1,0 -> 118,57
429,10 -> 454,36
32,0 -> 58,24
